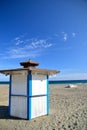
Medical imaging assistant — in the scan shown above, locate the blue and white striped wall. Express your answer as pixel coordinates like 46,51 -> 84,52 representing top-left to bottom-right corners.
9,70 -> 49,119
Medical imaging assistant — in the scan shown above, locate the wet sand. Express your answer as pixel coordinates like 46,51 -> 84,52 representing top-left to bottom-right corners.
0,84 -> 87,130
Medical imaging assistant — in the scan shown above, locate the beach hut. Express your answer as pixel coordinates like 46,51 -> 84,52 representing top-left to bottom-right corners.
0,60 -> 60,120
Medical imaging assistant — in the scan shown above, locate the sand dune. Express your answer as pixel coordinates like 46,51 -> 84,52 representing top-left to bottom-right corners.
0,84 -> 87,130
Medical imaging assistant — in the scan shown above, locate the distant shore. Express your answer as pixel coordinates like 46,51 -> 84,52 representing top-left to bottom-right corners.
0,84 -> 87,130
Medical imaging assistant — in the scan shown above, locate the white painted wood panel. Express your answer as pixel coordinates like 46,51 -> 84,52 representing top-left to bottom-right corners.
11,74 -> 27,95
11,96 -> 27,119
31,96 -> 47,118
32,74 -> 47,95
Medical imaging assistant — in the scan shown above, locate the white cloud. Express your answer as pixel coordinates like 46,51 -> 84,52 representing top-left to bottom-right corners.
72,32 -> 76,37
14,37 -> 20,40
29,39 -> 52,49
6,48 -> 40,59
14,36 -> 52,48
61,32 -> 68,41
2,37 -> 53,59
14,37 -> 24,45
15,40 -> 24,45
63,33 -> 68,41
61,31 -> 76,41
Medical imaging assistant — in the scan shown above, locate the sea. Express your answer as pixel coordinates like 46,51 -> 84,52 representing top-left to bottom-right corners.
0,81 -> 9,85
0,80 -> 87,85
49,79 -> 87,84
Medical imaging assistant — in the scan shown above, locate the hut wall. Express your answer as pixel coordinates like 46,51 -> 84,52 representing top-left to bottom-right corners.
11,96 -> 27,119
10,73 -> 27,119
31,96 -> 47,118
30,74 -> 48,119
11,74 -> 27,95
32,74 -> 47,95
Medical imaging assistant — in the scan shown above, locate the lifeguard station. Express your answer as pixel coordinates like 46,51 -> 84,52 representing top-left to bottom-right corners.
0,60 -> 60,119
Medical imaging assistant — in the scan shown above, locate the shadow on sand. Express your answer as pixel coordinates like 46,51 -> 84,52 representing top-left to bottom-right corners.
0,106 -> 25,120
0,106 -> 9,119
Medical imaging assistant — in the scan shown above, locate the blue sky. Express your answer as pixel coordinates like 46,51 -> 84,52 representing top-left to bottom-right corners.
0,0 -> 87,81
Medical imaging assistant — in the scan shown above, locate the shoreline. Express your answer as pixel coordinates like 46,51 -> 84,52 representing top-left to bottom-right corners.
0,84 -> 87,130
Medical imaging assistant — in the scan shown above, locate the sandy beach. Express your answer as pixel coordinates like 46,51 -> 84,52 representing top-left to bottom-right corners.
0,84 -> 87,130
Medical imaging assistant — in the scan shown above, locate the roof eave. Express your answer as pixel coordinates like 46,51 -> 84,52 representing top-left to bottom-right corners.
0,68 -> 60,76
